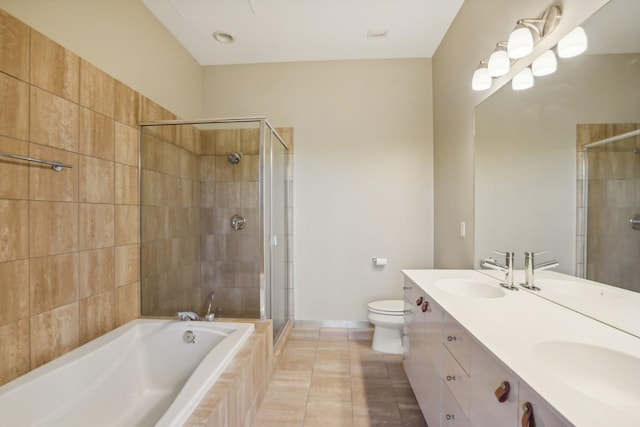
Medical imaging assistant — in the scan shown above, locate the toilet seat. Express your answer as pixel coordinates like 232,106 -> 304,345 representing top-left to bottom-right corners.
367,300 -> 404,316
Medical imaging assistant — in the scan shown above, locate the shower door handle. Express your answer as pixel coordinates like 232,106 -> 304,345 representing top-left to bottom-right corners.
630,214 -> 640,231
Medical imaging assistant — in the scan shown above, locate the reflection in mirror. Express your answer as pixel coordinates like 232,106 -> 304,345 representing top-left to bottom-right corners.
475,0 -> 640,290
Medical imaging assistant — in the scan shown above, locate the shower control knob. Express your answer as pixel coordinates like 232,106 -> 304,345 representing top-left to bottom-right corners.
230,214 -> 246,231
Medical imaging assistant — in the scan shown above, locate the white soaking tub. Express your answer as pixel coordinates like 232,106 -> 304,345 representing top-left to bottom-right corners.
0,319 -> 254,427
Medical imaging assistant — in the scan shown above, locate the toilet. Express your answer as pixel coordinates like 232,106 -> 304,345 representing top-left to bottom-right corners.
367,299 -> 405,354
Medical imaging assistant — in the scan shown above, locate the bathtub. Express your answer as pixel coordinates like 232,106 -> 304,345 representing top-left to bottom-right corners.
0,319 -> 254,427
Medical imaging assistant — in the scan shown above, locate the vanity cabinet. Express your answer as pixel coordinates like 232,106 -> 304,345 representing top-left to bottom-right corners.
518,382 -> 569,427
403,280 -> 443,427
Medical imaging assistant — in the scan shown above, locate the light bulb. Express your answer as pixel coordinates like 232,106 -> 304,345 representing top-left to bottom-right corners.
557,26 -> 587,58
472,67 -> 491,91
488,49 -> 510,77
532,50 -> 557,76
508,26 -> 534,59
512,67 -> 534,90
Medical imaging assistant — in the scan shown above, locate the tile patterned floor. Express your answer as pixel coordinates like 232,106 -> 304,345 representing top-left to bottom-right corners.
251,327 -> 428,427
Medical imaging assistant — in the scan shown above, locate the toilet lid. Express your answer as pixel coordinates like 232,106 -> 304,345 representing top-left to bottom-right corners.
368,300 -> 404,314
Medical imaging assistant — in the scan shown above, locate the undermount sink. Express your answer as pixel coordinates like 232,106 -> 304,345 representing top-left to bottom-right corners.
533,340 -> 640,411
535,279 -> 623,299
435,279 -> 505,298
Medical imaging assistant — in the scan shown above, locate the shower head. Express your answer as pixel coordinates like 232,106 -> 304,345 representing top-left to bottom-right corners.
227,152 -> 243,164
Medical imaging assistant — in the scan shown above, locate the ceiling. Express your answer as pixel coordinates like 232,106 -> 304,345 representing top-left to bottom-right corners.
140,0 -> 465,66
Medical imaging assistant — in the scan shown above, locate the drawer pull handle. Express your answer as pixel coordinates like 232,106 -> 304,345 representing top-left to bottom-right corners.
421,301 -> 430,312
447,336 -> 457,342
522,402 -> 535,427
446,375 -> 456,381
403,286 -> 413,290
445,414 -> 455,421
494,381 -> 511,403
416,296 -> 424,306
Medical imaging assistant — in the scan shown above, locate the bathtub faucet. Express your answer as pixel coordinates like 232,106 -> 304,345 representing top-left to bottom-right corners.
176,311 -> 200,321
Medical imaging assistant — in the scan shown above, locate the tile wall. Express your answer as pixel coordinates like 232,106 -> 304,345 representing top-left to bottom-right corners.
0,9 -> 179,385
576,123 -> 640,291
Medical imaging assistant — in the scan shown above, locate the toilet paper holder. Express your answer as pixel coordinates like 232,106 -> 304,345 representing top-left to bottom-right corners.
372,257 -> 388,267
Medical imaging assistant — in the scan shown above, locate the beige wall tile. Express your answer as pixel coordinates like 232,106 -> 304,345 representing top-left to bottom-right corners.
30,253 -> 78,314
30,303 -> 79,368
79,290 -> 115,345
115,163 -> 138,205
0,72 -> 29,141
115,80 -> 141,127
116,281 -> 140,326
30,30 -> 79,102
0,200 -> 28,262
29,201 -> 78,257
115,244 -> 140,287
215,130 -> 241,155
0,136 -> 29,199
115,122 -> 139,167
29,143 -> 78,202
0,260 -> 29,326
80,60 -> 115,118
0,319 -> 30,386
30,86 -> 79,152
79,203 -> 114,250
199,130 -> 216,155
79,155 -> 115,204
115,204 -> 140,246
78,248 -> 115,299
240,128 -> 260,155
0,10 -> 29,82
79,108 -> 115,161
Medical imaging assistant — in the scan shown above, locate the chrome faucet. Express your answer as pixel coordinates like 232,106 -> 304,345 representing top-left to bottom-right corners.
480,251 -> 518,291
176,311 -> 200,321
520,251 -> 559,290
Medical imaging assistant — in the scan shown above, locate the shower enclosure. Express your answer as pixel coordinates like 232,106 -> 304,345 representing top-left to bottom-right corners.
139,118 -> 292,342
579,125 -> 640,292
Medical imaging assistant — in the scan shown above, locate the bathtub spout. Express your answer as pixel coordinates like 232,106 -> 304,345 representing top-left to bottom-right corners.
176,311 -> 200,321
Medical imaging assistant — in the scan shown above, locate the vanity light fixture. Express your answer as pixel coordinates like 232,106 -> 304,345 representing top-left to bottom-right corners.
512,67 -> 534,90
531,49 -> 557,76
487,42 -> 511,77
472,60 -> 492,91
507,5 -> 562,59
557,26 -> 588,58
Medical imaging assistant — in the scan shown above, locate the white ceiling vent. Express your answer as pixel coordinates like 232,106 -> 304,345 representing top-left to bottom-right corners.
366,29 -> 389,39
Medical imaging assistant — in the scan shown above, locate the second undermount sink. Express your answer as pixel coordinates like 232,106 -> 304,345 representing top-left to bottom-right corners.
533,340 -> 640,411
535,279 -> 623,299
435,279 -> 506,299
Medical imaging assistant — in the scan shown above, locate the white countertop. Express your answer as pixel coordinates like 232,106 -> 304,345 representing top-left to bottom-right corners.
402,269 -> 640,427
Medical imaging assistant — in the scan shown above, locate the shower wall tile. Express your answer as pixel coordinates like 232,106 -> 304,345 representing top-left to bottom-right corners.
215,182 -> 242,208
30,30 -> 79,102
0,200 -> 28,262
79,108 -> 115,161
30,86 -> 79,152
200,156 -> 216,181
0,260 -> 29,326
0,10 -> 29,82
78,203 -> 115,250
79,290 -> 115,345
0,319 -> 30,384
78,248 -> 115,299
115,163 -> 138,205
29,144 -> 78,202
140,133 -> 164,173
241,128 -> 260,154
199,130 -> 216,155
115,122 -> 139,167
0,72 -> 29,141
30,302 -> 79,368
79,155 -> 115,204
215,156 -> 240,182
0,13 -> 150,385
79,59 -> 115,118
29,253 -> 78,314
29,201 -> 78,257
114,80 -> 141,127
240,154 -> 260,181
0,136 -> 29,199
115,244 -> 140,287
214,129 -> 241,155
241,181 -> 259,208
115,204 -> 139,246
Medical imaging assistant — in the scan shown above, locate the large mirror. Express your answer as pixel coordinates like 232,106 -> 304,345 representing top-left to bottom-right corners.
475,0 -> 639,279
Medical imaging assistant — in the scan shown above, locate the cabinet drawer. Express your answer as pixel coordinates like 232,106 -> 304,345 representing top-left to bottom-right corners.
442,345 -> 470,419
443,313 -> 471,372
442,384 -> 470,427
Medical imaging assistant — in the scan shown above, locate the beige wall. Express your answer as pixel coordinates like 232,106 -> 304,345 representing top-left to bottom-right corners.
0,0 -> 202,119
432,0 -> 609,268
202,59 -> 434,321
